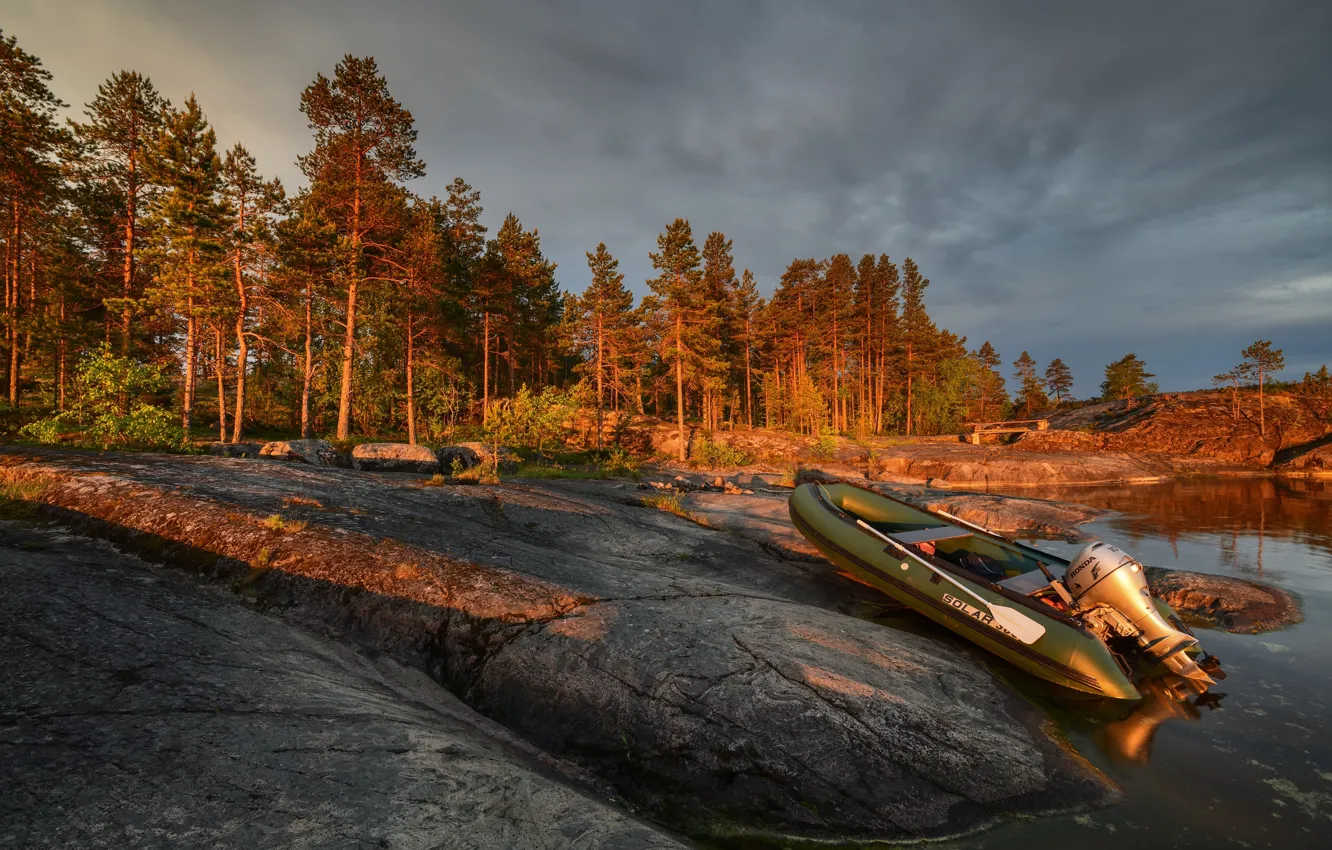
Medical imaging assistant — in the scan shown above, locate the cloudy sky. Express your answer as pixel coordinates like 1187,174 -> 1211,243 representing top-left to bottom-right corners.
9,0 -> 1331,393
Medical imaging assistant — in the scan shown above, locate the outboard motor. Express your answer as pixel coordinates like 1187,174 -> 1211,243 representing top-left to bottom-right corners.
1065,542 -> 1216,693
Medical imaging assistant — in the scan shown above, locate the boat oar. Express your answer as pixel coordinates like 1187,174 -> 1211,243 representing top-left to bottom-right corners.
854,518 -> 1047,645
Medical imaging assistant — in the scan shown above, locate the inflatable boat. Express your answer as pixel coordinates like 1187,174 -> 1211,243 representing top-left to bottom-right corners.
789,481 -> 1224,701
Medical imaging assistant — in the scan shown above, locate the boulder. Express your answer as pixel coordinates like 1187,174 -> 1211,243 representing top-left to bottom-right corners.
437,442 -> 519,474
207,441 -> 263,459
351,442 -> 440,474
1146,567 -> 1303,633
259,439 -> 348,467
1275,441 -> 1332,475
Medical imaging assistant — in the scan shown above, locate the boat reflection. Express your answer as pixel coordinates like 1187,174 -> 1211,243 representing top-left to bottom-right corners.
1097,677 -> 1226,764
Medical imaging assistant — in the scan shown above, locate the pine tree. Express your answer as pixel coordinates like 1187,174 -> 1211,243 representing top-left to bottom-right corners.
569,242 -> 633,448
699,231 -> 734,430
733,269 -> 761,428
975,341 -> 1003,421
1241,340 -> 1285,436
1044,357 -> 1073,404
221,143 -> 283,442
299,55 -> 423,439
1212,366 -> 1250,420
900,258 -> 930,435
75,70 -> 167,354
647,218 -> 704,459
1011,351 -> 1046,415
143,94 -> 226,431
397,198 -> 445,444
1101,353 -> 1157,406
272,194 -> 336,437
823,253 -> 855,433
1298,365 -> 1332,423
1,29 -> 68,404
874,255 -> 899,433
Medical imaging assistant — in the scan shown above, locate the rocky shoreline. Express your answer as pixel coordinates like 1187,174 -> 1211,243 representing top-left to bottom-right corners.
0,446 -> 1304,846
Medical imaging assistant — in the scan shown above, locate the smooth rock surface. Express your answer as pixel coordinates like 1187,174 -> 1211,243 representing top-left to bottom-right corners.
0,449 -> 1117,842
258,438 -> 347,467
351,441 -> 441,473
0,520 -> 682,850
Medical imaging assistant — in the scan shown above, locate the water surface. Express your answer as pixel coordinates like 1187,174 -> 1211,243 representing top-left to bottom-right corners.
946,476 -> 1332,848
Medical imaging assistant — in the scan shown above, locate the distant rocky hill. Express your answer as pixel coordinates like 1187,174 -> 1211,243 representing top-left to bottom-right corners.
1016,390 -> 1329,467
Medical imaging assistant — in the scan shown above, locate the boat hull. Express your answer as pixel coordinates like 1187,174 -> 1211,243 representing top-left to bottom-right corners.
789,482 -> 1141,701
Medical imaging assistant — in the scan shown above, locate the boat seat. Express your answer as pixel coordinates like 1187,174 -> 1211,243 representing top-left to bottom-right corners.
890,527 -> 973,545
997,563 -> 1066,596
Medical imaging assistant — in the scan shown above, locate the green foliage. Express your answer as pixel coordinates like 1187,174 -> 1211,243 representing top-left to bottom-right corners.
601,447 -> 641,478
641,492 -> 686,517
913,356 -> 988,434
1045,358 -> 1074,403
1298,365 -> 1332,422
20,346 -> 187,451
809,427 -> 839,461
484,384 -> 578,455
692,436 -> 752,469
1101,353 -> 1158,403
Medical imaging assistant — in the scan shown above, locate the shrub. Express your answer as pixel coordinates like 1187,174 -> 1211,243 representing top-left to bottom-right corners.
809,428 -> 838,461
601,447 -> 640,478
20,345 -> 186,452
484,385 -> 578,456
693,436 -> 751,469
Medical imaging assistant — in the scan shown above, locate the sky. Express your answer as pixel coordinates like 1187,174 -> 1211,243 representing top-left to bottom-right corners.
7,0 -> 1331,395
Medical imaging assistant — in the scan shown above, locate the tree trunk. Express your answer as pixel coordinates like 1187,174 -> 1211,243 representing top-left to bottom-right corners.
675,312 -> 686,461
8,204 -> 21,406
482,311 -> 490,423
231,211 -> 249,443
596,310 -> 604,450
405,308 -> 417,445
300,282 -> 314,439
1258,365 -> 1266,436
182,290 -> 196,431
214,325 -> 227,441
336,161 -> 364,441
904,342 -> 914,436
335,277 -> 358,439
744,319 -> 753,429
121,154 -> 136,354
57,294 -> 67,411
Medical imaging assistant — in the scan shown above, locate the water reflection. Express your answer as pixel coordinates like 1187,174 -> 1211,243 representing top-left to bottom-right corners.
1098,679 -> 1224,765
945,475 -> 1332,850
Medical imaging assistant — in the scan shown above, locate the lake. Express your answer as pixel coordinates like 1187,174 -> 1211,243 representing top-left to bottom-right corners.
940,476 -> 1332,848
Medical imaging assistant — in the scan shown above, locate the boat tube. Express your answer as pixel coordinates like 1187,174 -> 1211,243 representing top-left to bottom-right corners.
789,481 -> 1224,701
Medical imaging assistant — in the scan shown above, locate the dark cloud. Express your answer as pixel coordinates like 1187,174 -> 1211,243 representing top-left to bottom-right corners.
8,0 -> 1331,393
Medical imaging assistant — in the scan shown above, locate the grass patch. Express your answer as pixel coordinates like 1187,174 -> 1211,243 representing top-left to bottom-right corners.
281,495 -> 323,508
513,463 -> 606,480
422,473 -> 448,487
452,464 -> 500,485
640,492 -> 716,528
261,514 -> 307,533
0,478 -> 49,520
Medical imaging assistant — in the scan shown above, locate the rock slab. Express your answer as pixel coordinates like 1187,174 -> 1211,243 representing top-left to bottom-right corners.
0,522 -> 681,850
0,450 -> 1118,843
259,438 -> 348,467
351,441 -> 441,473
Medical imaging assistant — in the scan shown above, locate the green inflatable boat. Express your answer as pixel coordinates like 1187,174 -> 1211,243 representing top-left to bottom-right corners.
789,481 -> 1224,701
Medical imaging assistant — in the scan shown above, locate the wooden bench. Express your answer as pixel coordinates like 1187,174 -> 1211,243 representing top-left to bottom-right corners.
961,418 -> 1049,445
